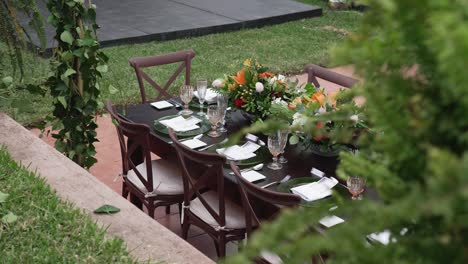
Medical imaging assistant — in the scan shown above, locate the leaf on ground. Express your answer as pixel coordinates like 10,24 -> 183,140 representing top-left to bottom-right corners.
0,191 -> 9,203
94,204 -> 120,214
2,212 -> 18,224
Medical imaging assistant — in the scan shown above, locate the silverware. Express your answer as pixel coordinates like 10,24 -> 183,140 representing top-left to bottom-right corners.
229,163 -> 263,175
168,98 -> 183,109
261,175 -> 291,189
168,134 -> 203,144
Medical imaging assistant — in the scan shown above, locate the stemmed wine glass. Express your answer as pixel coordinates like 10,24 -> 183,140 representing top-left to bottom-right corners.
179,85 -> 194,116
207,105 -> 222,137
267,134 -> 283,170
196,80 -> 207,116
278,129 -> 289,164
347,176 -> 366,200
216,94 -> 228,133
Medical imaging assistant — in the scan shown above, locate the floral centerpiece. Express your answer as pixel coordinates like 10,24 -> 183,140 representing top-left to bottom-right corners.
212,58 -> 302,121
269,83 -> 368,156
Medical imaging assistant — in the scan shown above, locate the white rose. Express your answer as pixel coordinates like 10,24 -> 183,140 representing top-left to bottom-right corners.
273,97 -> 288,107
278,74 -> 286,82
269,76 -> 277,85
292,112 -> 306,127
255,82 -> 264,93
350,114 -> 359,122
212,79 -> 223,88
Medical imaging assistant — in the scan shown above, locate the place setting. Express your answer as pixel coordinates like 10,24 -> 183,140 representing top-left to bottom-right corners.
153,82 -> 232,148
189,79 -> 219,113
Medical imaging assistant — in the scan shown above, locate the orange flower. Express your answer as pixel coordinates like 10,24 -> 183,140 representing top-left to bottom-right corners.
243,58 -> 251,67
316,122 -> 325,129
288,97 -> 302,110
228,83 -> 237,91
233,69 -> 247,85
258,72 -> 275,79
327,91 -> 338,107
314,122 -> 328,141
311,92 -> 326,106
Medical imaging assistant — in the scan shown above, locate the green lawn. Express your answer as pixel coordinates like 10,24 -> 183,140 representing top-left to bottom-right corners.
1,0 -> 362,125
0,147 -> 136,263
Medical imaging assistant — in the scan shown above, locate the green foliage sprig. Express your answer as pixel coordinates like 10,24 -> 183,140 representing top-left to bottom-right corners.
46,0 -> 108,168
226,0 -> 468,263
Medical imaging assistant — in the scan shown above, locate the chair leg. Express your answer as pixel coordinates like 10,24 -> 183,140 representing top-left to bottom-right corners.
213,240 -> 220,258
147,205 -> 156,219
130,193 -> 143,210
182,221 -> 191,239
165,205 -> 171,214
218,234 -> 226,258
121,182 -> 129,198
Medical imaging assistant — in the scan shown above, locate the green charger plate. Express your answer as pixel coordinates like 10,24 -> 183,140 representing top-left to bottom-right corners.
204,141 -> 270,167
154,115 -> 211,138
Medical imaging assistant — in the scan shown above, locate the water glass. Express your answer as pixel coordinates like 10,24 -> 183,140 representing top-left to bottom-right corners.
347,176 -> 366,200
278,129 -> 289,164
267,134 -> 283,170
207,105 -> 222,137
179,85 -> 194,116
217,94 -> 228,133
196,80 -> 207,116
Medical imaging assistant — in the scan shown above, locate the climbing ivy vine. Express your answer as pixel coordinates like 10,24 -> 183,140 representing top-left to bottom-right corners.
46,0 -> 108,168
0,0 -> 46,79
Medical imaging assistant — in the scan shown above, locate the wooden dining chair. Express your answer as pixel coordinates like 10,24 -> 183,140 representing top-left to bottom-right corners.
169,129 -> 248,258
305,64 -> 358,89
231,162 -> 307,264
229,162 -> 301,237
129,49 -> 196,103
105,100 -> 184,218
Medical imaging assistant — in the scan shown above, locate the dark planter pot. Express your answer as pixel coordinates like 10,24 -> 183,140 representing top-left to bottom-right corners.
239,110 -> 258,124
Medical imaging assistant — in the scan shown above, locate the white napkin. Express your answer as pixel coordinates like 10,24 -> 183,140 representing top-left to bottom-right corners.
368,230 -> 392,245
241,171 -> 266,183
319,215 -> 345,228
216,141 -> 260,161
181,138 -> 207,149
240,141 -> 261,153
291,177 -> 338,202
216,145 -> 256,160
159,116 -> 201,132
311,167 -> 325,178
194,88 -> 218,103
150,100 -> 173,110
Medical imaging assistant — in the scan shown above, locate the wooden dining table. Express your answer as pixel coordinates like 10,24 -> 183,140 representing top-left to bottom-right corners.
120,101 -> 375,218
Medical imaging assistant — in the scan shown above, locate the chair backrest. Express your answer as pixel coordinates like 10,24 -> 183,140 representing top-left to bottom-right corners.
305,64 -> 358,89
105,100 -> 128,174
230,161 -> 301,236
129,50 -> 196,103
169,129 -> 230,228
105,100 -> 154,193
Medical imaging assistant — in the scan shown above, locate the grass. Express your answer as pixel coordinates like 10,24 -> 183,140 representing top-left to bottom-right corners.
0,147 -> 137,263
0,0 -> 362,125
